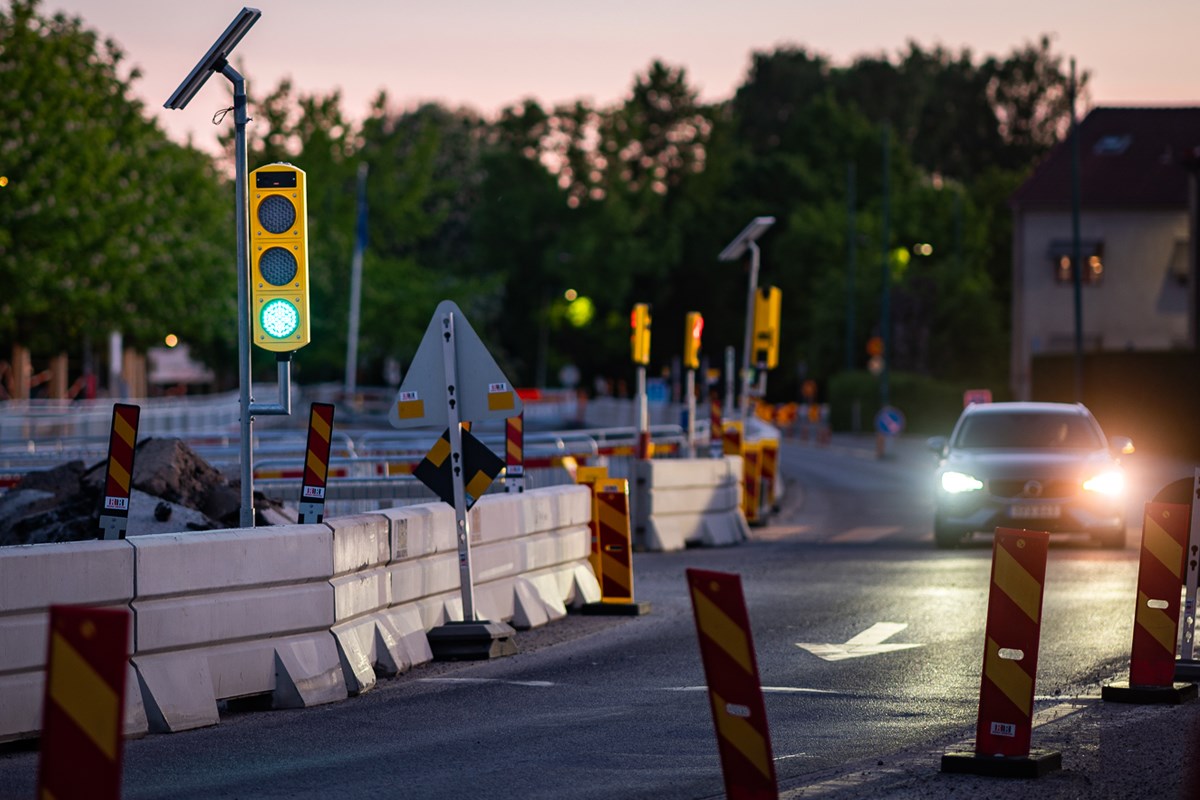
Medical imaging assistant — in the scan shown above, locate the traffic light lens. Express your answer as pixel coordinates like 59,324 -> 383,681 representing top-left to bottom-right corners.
257,195 -> 296,234
259,247 -> 298,285
260,298 -> 300,339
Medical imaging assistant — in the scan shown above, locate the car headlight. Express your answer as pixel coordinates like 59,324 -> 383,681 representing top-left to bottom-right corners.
941,471 -> 984,493
1083,470 -> 1125,497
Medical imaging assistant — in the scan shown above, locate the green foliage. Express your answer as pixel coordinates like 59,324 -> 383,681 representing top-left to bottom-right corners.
828,370 -> 1011,435
2,8 -> 1086,400
0,0 -> 232,365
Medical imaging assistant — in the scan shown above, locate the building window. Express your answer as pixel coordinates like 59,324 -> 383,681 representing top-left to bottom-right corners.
1048,239 -> 1104,285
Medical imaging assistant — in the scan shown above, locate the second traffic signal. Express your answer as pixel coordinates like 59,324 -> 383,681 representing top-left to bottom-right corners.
249,163 -> 310,352
753,286 -> 781,369
683,311 -> 704,370
631,303 -> 651,365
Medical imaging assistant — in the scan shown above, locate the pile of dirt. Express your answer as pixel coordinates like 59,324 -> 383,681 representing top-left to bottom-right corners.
0,438 -> 295,546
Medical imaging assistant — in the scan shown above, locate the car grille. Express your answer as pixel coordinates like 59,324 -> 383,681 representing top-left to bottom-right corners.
987,479 -> 1079,499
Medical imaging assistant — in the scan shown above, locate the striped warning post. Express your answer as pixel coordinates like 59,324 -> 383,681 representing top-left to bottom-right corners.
98,403 -> 140,540
686,568 -> 777,799
1103,501 -> 1197,703
595,480 -> 635,603
742,442 -> 762,524
37,605 -> 130,800
723,420 -> 744,458
943,527 -> 1061,777
709,394 -> 723,459
759,439 -> 779,508
298,402 -> 336,523
505,413 -> 525,494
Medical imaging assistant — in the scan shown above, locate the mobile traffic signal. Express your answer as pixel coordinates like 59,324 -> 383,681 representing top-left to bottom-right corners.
752,286 -> 781,369
631,303 -> 652,365
683,311 -> 704,370
249,163 -> 310,351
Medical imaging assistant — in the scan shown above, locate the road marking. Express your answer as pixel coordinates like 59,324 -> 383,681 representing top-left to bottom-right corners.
664,686 -> 839,695
797,622 -> 924,662
755,525 -> 811,540
828,526 -> 901,543
418,678 -> 555,688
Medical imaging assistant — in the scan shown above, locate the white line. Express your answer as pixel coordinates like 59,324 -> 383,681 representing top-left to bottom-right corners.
846,622 -> 908,646
663,686 -> 840,695
418,678 -> 556,688
829,526 -> 901,543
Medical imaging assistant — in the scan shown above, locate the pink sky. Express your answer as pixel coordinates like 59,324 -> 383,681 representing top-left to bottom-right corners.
44,0 -> 1200,155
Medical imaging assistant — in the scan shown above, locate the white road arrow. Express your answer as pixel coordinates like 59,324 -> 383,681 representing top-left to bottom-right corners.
796,622 -> 924,662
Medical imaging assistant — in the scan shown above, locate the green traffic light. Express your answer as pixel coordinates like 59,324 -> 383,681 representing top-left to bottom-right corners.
260,298 -> 300,339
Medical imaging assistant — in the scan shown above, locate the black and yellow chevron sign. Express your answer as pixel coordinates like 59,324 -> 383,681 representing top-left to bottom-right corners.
414,427 -> 505,508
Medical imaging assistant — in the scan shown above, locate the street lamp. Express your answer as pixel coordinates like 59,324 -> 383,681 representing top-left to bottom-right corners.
718,216 -> 775,420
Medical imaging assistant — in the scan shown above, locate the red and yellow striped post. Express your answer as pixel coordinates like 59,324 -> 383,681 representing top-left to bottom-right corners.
37,605 -> 130,800
687,568 -> 777,799
723,420 -> 743,458
709,394 -> 723,459
98,403 -> 140,540
594,479 -> 635,604
742,442 -> 762,524
299,402 -> 336,524
1103,502 -> 1197,703
505,412 -> 525,494
943,528 -> 1061,778
760,439 -> 779,510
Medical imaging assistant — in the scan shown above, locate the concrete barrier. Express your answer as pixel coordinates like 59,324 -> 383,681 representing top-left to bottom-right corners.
633,457 -> 750,551
1,485 -> 602,743
130,525 -> 344,733
0,540 -> 147,743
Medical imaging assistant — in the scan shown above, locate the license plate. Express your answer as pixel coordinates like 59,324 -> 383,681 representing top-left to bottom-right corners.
1010,504 -> 1060,519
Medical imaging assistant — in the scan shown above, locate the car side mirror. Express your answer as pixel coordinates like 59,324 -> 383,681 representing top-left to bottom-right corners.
926,436 -> 947,455
1109,436 -> 1134,456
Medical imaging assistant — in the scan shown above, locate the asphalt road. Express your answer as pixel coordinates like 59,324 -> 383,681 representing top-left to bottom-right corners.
1,434 -> 1197,799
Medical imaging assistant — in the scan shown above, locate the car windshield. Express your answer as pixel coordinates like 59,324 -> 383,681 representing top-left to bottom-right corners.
952,412 -> 1103,450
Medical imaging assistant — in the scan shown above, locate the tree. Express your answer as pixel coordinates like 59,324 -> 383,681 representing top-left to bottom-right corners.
0,0 -> 232,388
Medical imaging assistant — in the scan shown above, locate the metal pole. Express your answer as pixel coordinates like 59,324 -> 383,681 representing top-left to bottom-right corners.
846,161 -> 857,371
741,240 -> 761,421
344,162 -> 368,397
440,309 -> 477,622
636,365 -> 649,458
223,62 -> 255,529
724,346 -> 735,416
880,124 -> 891,409
686,368 -> 696,458
1070,58 -> 1085,403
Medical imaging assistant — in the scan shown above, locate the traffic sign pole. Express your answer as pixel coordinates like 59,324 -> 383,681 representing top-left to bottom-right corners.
685,368 -> 696,458
440,309 -> 478,622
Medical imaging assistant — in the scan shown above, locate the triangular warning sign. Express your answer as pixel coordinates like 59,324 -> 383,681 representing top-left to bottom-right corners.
388,300 -> 524,429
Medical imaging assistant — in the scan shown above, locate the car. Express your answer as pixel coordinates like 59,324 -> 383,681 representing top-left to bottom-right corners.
927,401 -> 1133,549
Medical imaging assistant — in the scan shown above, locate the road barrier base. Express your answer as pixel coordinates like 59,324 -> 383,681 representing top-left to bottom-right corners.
428,620 -> 518,660
580,600 -> 651,616
1101,680 -> 1198,704
1175,660 -> 1200,682
941,748 -> 1062,778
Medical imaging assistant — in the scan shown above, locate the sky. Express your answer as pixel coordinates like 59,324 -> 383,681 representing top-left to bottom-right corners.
40,0 -> 1200,156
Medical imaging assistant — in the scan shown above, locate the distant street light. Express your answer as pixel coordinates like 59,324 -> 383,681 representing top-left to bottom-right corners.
718,216 -> 775,420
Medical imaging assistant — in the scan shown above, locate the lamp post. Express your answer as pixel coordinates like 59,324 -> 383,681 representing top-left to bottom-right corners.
718,216 -> 776,421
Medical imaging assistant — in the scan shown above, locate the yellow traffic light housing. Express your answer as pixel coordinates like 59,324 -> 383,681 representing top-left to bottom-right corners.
683,311 -> 704,370
630,303 -> 652,365
752,286 -> 781,369
249,163 -> 310,351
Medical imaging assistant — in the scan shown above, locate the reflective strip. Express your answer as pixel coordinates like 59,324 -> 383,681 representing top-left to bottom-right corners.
993,543 -> 1042,624
1136,590 -> 1179,654
983,636 -> 1034,717
426,435 -> 451,468
710,689 -> 773,780
48,632 -> 120,761
107,458 -> 131,494
691,586 -> 753,675
1145,516 -> 1184,578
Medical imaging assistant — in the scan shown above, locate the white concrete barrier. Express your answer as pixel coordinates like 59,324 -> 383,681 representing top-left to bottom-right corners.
1,485 -> 602,743
634,457 -> 750,551
0,540 -> 147,743
130,525 -> 344,733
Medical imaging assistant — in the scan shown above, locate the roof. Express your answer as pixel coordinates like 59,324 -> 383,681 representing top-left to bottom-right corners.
1010,107 -> 1200,210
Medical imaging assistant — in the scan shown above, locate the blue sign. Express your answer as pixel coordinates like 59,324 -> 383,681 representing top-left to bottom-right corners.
875,406 -> 905,436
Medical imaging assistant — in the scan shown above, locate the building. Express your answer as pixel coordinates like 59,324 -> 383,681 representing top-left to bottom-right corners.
1009,106 -> 1200,400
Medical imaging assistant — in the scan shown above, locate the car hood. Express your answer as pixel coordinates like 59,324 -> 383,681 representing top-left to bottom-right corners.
940,449 -> 1118,479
